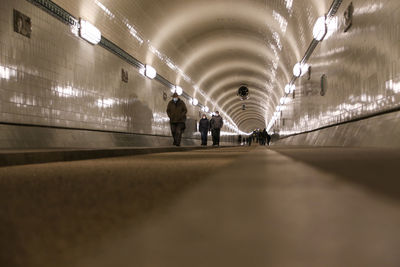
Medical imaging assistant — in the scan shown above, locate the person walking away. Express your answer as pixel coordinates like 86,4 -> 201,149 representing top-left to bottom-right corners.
261,128 -> 268,145
199,114 -> 210,146
166,92 -> 187,146
258,130 -> 263,145
210,111 -> 223,146
266,131 -> 271,146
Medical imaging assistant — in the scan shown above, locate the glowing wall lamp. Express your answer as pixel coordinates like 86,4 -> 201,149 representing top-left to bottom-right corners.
171,85 -> 183,95
145,65 -> 157,79
284,84 -> 291,94
203,106 -> 209,112
191,98 -> 198,106
313,16 -> 328,41
293,62 -> 310,78
175,85 -> 183,95
301,63 -> 310,76
79,19 -> 101,45
293,63 -> 302,77
284,84 -> 295,94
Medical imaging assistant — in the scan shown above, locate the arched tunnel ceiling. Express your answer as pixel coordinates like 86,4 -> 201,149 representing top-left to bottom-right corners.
55,0 -> 330,132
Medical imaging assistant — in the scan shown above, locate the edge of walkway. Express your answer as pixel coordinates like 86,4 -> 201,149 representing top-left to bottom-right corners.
0,146 -> 234,167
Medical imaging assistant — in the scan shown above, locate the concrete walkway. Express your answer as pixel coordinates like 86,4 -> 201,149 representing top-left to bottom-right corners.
1,146 -> 400,267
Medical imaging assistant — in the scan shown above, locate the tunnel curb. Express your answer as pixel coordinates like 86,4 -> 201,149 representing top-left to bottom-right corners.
0,146 -> 235,167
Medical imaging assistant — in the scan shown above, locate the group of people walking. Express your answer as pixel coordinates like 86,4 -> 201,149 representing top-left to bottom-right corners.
243,129 -> 271,146
166,92 -> 223,146
199,111 -> 223,146
166,93 -> 274,147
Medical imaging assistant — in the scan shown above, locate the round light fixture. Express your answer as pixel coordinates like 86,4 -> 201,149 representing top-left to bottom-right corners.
238,85 -> 249,100
285,84 -> 296,94
144,65 -> 157,79
313,16 -> 328,41
284,84 -> 291,94
175,85 -> 183,95
293,62 -> 302,77
301,63 -> 310,76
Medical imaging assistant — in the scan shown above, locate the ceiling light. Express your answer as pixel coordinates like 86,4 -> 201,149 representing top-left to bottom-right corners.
284,84 -> 295,94
284,84 -> 291,94
145,65 -> 157,79
301,63 -> 310,76
192,98 -> 198,106
79,19 -> 101,45
293,63 -> 310,78
313,16 -> 328,41
175,85 -> 183,95
293,62 -> 302,77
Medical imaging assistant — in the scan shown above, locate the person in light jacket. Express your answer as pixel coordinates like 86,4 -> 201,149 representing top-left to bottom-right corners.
210,111 -> 223,146
198,114 -> 210,146
166,93 -> 187,146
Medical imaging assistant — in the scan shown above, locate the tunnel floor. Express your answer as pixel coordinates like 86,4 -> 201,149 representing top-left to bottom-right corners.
1,146 -> 400,267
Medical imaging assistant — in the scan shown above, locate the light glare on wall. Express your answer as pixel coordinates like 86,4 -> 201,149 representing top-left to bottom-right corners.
145,65 -> 157,79
313,16 -> 327,41
79,19 -> 101,45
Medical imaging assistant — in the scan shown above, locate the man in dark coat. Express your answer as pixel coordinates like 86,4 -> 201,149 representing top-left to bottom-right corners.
260,128 -> 267,145
210,111 -> 223,146
266,131 -> 271,146
198,114 -> 210,146
166,93 -> 187,146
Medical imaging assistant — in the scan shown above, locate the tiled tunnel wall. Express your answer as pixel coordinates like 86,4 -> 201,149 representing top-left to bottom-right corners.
273,0 -> 400,146
273,110 -> 400,147
0,0 -> 235,148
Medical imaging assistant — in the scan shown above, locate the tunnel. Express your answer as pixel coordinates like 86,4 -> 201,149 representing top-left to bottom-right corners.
1,0 -> 400,266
